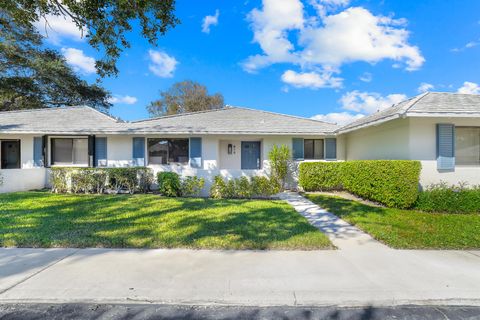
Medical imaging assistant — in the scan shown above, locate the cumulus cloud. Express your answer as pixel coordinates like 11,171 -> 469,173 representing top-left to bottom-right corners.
148,50 -> 178,78
340,90 -> 407,114
108,95 -> 138,105
202,10 -> 220,33
61,48 -> 96,74
418,82 -> 434,93
311,111 -> 364,125
451,39 -> 479,52
457,81 -> 480,94
281,69 -> 342,89
243,0 -> 424,88
35,13 -> 85,44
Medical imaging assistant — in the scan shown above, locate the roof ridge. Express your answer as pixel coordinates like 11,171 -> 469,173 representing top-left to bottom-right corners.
401,92 -> 430,113
80,105 -> 124,123
226,105 -> 338,126
0,105 -> 82,115
131,107 -> 232,123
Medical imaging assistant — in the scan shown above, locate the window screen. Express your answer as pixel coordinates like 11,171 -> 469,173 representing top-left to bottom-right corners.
148,139 -> 189,165
304,139 -> 324,160
52,138 -> 88,165
456,127 -> 480,165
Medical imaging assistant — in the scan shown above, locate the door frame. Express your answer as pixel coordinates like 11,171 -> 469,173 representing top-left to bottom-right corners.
1,139 -> 21,169
241,141 -> 261,170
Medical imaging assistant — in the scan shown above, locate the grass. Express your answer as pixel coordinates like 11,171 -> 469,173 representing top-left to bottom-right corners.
305,193 -> 480,249
0,191 -> 332,250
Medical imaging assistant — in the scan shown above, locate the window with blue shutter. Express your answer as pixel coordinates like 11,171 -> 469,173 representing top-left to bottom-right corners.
189,137 -> 202,168
33,137 -> 43,167
292,138 -> 304,160
132,137 -> 145,166
437,124 -> 455,170
325,138 -> 337,160
95,137 -> 107,167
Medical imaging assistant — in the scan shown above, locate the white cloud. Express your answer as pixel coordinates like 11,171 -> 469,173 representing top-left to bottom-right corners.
108,95 -> 138,105
311,111 -> 364,125
148,50 -> 178,78
359,72 -> 372,82
451,39 -> 479,52
457,81 -> 480,94
243,1 -> 424,85
242,0 -> 304,73
418,82 -> 434,93
35,13 -> 85,44
61,48 -> 96,74
340,90 -> 407,114
202,10 -> 220,33
281,69 -> 342,89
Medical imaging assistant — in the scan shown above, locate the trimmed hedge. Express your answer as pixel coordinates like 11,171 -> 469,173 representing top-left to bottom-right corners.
157,172 -> 181,197
299,160 -> 421,208
415,182 -> 480,213
210,175 -> 280,199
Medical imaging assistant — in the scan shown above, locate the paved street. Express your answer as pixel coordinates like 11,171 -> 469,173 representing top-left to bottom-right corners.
1,303 -> 480,320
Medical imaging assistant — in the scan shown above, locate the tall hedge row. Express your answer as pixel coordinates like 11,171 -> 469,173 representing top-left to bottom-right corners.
299,160 -> 421,208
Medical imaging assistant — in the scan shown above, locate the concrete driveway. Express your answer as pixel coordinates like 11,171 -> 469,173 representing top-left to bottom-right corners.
1,247 -> 480,307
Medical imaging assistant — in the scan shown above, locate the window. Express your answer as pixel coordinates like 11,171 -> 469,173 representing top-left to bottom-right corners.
148,138 -> 189,165
456,127 -> 480,165
1,140 -> 21,169
304,139 -> 324,159
51,138 -> 88,165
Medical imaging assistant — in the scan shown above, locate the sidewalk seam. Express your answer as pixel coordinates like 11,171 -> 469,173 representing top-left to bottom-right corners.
0,249 -> 80,296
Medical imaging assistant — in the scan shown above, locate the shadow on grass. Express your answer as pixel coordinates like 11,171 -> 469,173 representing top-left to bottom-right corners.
0,191 -> 330,250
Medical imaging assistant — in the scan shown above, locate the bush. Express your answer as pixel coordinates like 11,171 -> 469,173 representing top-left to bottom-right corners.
415,182 -> 480,213
210,175 -> 279,199
50,167 -> 152,194
157,172 -> 181,197
298,162 -> 344,191
180,176 -> 205,197
268,144 -> 291,190
298,160 -> 421,208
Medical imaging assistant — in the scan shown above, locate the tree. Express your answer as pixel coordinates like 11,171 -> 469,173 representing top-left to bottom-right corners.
147,80 -> 224,117
3,0 -> 179,77
0,12 -> 110,111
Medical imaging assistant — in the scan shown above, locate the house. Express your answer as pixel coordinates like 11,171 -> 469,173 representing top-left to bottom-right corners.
0,91 -> 479,194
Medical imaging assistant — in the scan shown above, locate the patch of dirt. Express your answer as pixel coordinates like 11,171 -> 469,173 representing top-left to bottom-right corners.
306,191 -> 385,208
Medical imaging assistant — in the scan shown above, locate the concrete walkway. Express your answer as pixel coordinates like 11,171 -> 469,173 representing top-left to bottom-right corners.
1,248 -> 480,307
278,192 -> 387,250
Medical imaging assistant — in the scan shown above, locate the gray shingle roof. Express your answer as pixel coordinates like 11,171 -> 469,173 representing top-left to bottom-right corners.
0,106 -> 125,134
339,92 -> 480,133
0,105 -> 338,135
129,106 -> 339,135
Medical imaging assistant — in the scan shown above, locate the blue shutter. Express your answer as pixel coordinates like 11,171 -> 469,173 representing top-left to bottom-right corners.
33,137 -> 44,167
437,124 -> 455,170
132,137 -> 145,167
95,137 -> 107,167
325,138 -> 337,160
292,138 -> 304,160
189,137 -> 202,168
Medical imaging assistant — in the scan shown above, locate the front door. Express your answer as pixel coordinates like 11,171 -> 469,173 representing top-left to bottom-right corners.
241,141 -> 261,169
1,140 -> 20,169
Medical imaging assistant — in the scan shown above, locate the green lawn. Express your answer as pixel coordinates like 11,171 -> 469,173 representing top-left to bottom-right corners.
305,193 -> 480,249
0,191 -> 332,250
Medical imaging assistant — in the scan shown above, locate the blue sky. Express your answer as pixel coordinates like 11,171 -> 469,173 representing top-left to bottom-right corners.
37,0 -> 480,124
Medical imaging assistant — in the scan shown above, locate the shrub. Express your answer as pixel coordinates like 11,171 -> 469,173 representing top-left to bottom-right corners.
268,144 -> 291,190
298,160 -> 421,208
298,162 -> 344,191
50,167 -> 152,194
180,176 -> 205,197
210,175 -> 279,199
415,182 -> 480,213
157,172 -> 181,197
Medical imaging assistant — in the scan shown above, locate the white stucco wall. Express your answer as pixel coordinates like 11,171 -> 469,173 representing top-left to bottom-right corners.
408,117 -> 480,187
341,117 -> 480,187
344,118 -> 410,160
0,134 -> 49,192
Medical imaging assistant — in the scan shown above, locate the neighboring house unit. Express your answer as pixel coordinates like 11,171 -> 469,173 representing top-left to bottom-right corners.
0,91 -> 479,194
